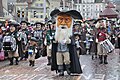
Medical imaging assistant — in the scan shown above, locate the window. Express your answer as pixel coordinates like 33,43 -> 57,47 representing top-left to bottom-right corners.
83,13 -> 85,16
40,15 -> 43,18
35,3 -> 43,7
83,9 -> 85,11
35,3 -> 38,7
87,13 -> 89,16
83,5 -> 85,7
40,3 -> 43,7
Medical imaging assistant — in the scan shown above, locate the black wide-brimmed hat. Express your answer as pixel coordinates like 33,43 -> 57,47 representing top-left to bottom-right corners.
94,18 -> 107,24
35,22 -> 44,26
20,21 -> 29,25
9,22 -> 20,27
50,9 -> 83,20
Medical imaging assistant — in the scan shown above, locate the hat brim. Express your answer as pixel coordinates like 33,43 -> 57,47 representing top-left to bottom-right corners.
94,18 -> 106,24
35,22 -> 44,25
9,23 -> 20,27
20,21 -> 29,25
50,9 -> 83,20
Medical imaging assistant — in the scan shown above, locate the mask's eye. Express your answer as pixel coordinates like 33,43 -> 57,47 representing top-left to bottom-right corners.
58,18 -> 63,23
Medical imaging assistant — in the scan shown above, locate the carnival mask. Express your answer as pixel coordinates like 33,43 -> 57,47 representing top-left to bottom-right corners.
57,14 -> 72,29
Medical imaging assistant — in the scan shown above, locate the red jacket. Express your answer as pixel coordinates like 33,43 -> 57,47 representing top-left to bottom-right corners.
97,32 -> 106,42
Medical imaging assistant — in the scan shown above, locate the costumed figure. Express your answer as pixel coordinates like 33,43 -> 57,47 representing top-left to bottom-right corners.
44,20 -> 55,65
27,37 -> 38,67
80,22 -> 87,55
3,22 -> 19,65
88,19 -> 98,59
95,19 -> 109,64
18,21 -> 29,61
50,9 -> 83,76
33,22 -> 44,58
73,22 -> 82,57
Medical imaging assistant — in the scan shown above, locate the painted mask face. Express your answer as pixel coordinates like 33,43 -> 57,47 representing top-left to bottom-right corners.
10,25 -> 15,32
57,14 -> 72,29
21,23 -> 27,29
36,24 -> 42,29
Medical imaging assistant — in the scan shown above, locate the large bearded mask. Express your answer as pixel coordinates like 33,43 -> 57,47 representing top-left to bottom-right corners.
50,9 -> 83,43
55,14 -> 73,42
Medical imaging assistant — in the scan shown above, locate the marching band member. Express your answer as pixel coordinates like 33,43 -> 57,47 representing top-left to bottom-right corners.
96,19 -> 108,64
33,22 -> 44,58
44,20 -> 55,65
50,9 -> 82,76
3,22 -> 19,65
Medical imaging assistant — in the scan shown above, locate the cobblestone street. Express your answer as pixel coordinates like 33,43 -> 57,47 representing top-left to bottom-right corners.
0,49 -> 120,80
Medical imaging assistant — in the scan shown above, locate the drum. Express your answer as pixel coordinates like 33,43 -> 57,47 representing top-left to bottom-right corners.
3,36 -> 16,52
100,39 -> 115,53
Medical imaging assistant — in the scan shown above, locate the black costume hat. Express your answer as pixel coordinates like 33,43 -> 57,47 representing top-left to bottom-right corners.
20,21 -> 29,25
35,22 -> 44,25
35,22 -> 45,28
50,9 -> 83,20
74,20 -> 83,26
94,18 -> 106,24
8,21 -> 20,28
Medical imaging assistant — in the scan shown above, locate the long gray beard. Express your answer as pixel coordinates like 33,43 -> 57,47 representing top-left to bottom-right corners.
55,27 -> 70,43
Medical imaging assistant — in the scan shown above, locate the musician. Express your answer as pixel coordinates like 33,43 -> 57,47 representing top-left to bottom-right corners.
6,22 -> 19,65
96,19 -> 108,64
44,20 -> 55,65
50,9 -> 83,76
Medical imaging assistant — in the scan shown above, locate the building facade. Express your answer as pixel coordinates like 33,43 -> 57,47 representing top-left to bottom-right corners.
27,0 -> 50,23
75,0 -> 106,19
0,0 -> 14,20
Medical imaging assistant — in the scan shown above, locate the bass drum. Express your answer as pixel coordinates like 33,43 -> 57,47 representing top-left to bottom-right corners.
3,36 -> 17,52
100,39 -> 115,53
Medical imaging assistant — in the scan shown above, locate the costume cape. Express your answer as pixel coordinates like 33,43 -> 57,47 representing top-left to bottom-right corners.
51,36 -> 82,74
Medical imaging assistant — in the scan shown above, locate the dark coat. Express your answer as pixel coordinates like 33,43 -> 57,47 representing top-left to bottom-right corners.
51,36 -> 82,74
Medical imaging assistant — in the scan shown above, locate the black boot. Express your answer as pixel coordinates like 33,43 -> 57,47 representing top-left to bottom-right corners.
29,60 -> 32,66
32,61 -> 35,67
99,55 -> 103,64
65,64 -> 71,75
15,57 -> 19,65
9,57 -> 13,65
104,55 -> 108,64
47,57 -> 51,65
58,65 -> 64,76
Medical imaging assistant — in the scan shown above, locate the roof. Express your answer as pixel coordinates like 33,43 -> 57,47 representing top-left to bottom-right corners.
105,2 -> 115,8
99,8 -> 118,18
